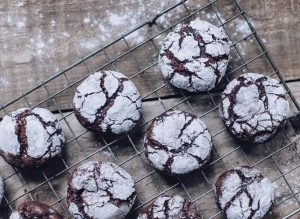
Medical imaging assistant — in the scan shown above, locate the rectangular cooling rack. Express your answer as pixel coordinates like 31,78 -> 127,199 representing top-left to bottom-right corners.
1,0 -> 300,218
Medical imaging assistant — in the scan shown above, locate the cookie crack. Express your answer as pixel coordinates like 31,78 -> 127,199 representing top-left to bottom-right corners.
68,162 -> 135,219
223,169 -> 264,214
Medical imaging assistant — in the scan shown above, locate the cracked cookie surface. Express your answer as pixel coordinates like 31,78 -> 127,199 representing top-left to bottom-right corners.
145,110 -> 212,176
0,108 -> 65,168
137,195 -> 200,219
9,201 -> 63,219
215,166 -> 275,219
159,19 -> 230,92
220,73 -> 290,143
73,71 -> 142,135
67,161 -> 136,219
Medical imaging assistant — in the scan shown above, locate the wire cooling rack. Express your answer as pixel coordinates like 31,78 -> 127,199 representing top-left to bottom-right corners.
1,0 -> 300,218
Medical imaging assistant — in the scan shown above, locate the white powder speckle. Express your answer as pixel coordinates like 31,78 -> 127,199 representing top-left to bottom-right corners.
232,19 -> 252,38
9,212 -> 22,219
16,21 -> 25,28
50,20 -> 56,27
48,38 -> 55,43
84,17 -> 91,24
126,31 -> 145,45
80,41 -> 98,50
108,13 -> 129,26
0,77 -> 10,89
7,16 -> 12,23
36,42 -> 46,49
15,2 -> 25,7
62,32 -> 70,37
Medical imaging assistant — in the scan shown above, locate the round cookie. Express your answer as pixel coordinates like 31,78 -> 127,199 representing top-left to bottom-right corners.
73,71 -> 142,135
137,195 -> 200,219
215,166 -> 275,219
144,110 -> 212,176
220,73 -> 290,143
0,108 -> 65,169
0,176 -> 4,202
67,161 -> 136,219
9,201 -> 62,219
159,19 -> 231,92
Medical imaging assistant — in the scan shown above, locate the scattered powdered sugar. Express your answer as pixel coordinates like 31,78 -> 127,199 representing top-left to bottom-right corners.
79,40 -> 99,50
159,19 -> 231,92
9,212 -> 22,219
36,42 -> 46,49
230,18 -> 252,38
73,71 -> 141,134
15,1 -> 25,7
68,161 -> 136,219
108,13 -> 129,26
146,110 -> 212,175
83,17 -> 90,24
216,166 -> 275,219
16,21 -> 26,29
220,73 -> 290,143
50,20 -> 56,27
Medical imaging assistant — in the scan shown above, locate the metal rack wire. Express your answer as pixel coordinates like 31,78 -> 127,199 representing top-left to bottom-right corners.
1,0 -> 300,218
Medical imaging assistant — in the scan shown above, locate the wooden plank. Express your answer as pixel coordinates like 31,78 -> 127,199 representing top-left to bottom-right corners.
1,80 -> 300,218
240,0 -> 300,82
0,0 -> 300,112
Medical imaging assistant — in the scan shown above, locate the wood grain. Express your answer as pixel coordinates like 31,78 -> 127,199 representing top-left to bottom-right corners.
240,0 -> 300,82
0,0 -> 300,113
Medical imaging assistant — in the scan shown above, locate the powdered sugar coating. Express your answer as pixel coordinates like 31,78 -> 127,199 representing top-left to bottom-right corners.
159,19 -> 230,92
0,108 -> 65,168
67,161 -> 136,219
145,110 -> 212,175
220,73 -> 290,143
215,166 -> 275,219
9,212 -> 22,219
137,195 -> 200,219
73,71 -> 141,134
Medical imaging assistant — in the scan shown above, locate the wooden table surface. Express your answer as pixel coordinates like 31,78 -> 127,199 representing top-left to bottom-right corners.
0,0 -> 300,111
0,0 -> 300,218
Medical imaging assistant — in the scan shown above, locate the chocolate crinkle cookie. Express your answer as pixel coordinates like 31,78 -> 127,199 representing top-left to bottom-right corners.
145,110 -> 212,176
137,195 -> 201,219
215,166 -> 275,219
159,19 -> 231,92
9,201 -> 62,219
220,73 -> 290,143
67,161 -> 136,219
73,71 -> 142,135
0,108 -> 65,169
